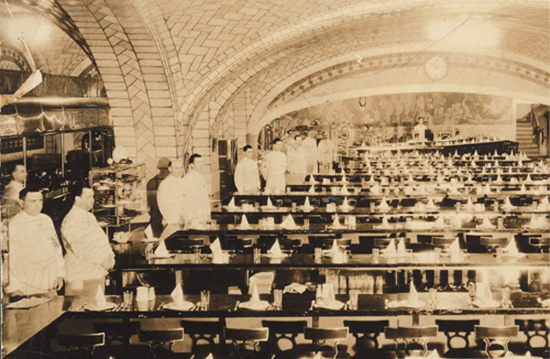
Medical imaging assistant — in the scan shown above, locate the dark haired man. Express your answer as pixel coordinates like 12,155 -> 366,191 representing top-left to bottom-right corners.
261,138 -> 287,194
61,184 -> 115,298
5,187 -> 64,298
182,154 -> 211,228
4,163 -> 27,201
234,145 -> 261,194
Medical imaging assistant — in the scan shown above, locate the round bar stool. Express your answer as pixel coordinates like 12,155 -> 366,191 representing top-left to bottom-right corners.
180,319 -> 224,358
384,326 -> 438,358
343,320 -> 389,358
262,320 -> 308,358
474,325 -> 519,358
435,319 -> 479,358
138,328 -> 187,359
513,319 -> 549,357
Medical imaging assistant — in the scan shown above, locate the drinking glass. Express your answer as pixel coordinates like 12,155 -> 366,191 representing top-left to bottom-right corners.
314,247 -> 322,260
210,219 -> 217,230
372,248 -> 380,260
194,247 -> 202,262
200,290 -> 211,310
349,289 -> 360,310
303,218 -> 310,229
273,289 -> 283,309
253,248 -> 261,263
428,288 -> 438,308
123,290 -> 133,305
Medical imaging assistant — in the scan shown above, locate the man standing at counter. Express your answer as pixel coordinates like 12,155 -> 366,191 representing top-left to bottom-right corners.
182,154 -> 211,229
5,187 -> 64,299
302,130 -> 319,173
4,164 -> 27,201
262,138 -> 287,194
61,184 -> 115,298
234,145 -> 261,194
157,160 -> 185,239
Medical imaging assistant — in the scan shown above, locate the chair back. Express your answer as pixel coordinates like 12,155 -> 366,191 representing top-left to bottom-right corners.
224,327 -> 269,353
435,319 -> 479,349
304,327 -> 348,358
181,320 -> 223,347
515,319 -> 549,355
93,321 -> 141,346
475,325 -> 519,358
385,326 -> 438,357
344,320 -> 388,350
57,332 -> 105,358
262,320 -> 307,354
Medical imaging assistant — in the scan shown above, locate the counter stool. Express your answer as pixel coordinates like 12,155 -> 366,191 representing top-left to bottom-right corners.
513,319 -> 549,357
308,235 -> 338,250
138,328 -> 188,359
529,234 -> 550,253
303,327 -> 349,359
180,319 -> 224,358
343,320 -> 388,358
435,319 -> 479,358
323,238 -> 352,250
92,321 -> 145,359
480,237 -> 509,253
385,326 -> 438,358
224,327 -> 270,359
57,332 -> 105,359
358,234 -> 389,253
226,237 -> 254,253
262,320 -> 308,359
474,325 -> 519,358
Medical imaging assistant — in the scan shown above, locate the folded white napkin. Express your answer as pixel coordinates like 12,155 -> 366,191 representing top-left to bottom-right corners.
378,197 -> 390,212
95,284 -> 107,307
449,239 -> 463,262
539,197 -> 550,211
384,238 -> 396,256
504,237 -> 520,255
426,198 -> 438,210
521,184 -> 527,193
478,214 -> 495,229
210,238 -> 226,263
341,174 -> 348,184
340,184 -> 350,195
308,175 -> 317,184
280,214 -> 297,230
502,196 -> 514,211
266,197 -> 275,208
465,197 -> 475,211
433,216 -> 446,229
171,284 -> 185,306
409,281 -> 419,303
238,214 -> 251,230
470,160 -> 477,168
475,282 -> 494,306
205,354 -> 214,359
340,197 -> 352,211
308,185 -> 316,194
397,238 -> 406,255
227,197 -> 237,209
302,196 -> 314,211
494,174 -> 503,184
251,283 -> 260,304
268,239 -> 286,257
370,184 -> 381,195
332,213 -> 342,229
378,215 -> 392,230
284,283 -> 308,294
154,240 -> 170,257
144,225 -> 154,241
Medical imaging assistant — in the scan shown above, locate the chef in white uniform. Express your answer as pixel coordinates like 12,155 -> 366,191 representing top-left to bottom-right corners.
302,130 -> 319,173
286,135 -> 307,183
157,160 -> 185,239
413,117 -> 427,142
262,138 -> 287,194
234,145 -> 261,194
317,133 -> 337,173
5,187 -> 64,298
182,154 -> 211,229
61,185 -> 115,298
4,164 -> 26,201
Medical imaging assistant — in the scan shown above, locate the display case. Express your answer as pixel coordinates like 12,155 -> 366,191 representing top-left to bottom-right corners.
89,163 -> 146,226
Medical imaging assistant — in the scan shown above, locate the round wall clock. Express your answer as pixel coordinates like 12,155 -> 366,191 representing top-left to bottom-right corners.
425,56 -> 448,80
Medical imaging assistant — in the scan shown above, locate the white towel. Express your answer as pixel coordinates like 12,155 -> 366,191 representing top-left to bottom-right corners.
227,197 -> 236,209
268,239 -> 285,257
238,214 -> 251,230
302,196 -> 314,211
384,238 -> 396,256
409,281 -> 419,303
332,213 -> 342,229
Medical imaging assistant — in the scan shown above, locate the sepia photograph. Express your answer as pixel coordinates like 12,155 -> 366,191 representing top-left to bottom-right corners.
1,0 -> 549,358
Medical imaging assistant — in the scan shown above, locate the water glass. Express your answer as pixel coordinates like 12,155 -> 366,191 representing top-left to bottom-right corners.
501,287 -> 511,308
428,288 -> 438,308
372,248 -> 380,260
200,290 -> 211,310
136,286 -> 149,302
253,248 -> 261,263
303,218 -> 310,229
349,289 -> 360,310
210,219 -> 217,230
148,287 -> 156,301
123,289 -> 133,305
291,202 -> 297,211
314,247 -> 322,260
273,289 -> 283,309
194,247 -> 202,262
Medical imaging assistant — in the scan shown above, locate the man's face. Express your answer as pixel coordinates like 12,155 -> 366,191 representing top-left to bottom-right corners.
295,137 -> 303,146
23,192 -> 43,216
245,148 -> 254,159
77,188 -> 95,211
12,165 -> 27,183
274,141 -> 283,151
192,157 -> 204,172
170,161 -> 184,178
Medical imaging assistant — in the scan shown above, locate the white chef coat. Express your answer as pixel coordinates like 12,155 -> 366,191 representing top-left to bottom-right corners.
4,180 -> 24,201
262,150 -> 287,194
286,145 -> 307,175
413,123 -> 427,141
61,205 -> 115,283
318,139 -> 336,165
157,174 -> 185,226
302,137 -> 319,173
6,211 -> 64,296
234,157 -> 261,194
182,169 -> 211,228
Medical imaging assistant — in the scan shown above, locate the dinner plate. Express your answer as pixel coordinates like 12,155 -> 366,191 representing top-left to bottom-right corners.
472,299 -> 500,308
163,301 -> 195,311
238,300 -> 270,311
84,302 -> 117,311
265,253 -> 288,259
387,300 -> 426,309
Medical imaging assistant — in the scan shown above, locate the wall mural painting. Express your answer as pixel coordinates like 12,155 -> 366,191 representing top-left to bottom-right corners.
277,92 -> 513,148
